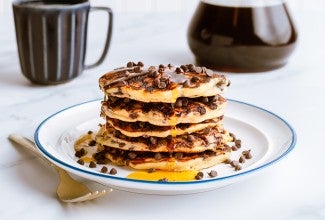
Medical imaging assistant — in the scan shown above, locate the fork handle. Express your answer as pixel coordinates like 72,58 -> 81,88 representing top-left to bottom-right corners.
8,134 -> 52,166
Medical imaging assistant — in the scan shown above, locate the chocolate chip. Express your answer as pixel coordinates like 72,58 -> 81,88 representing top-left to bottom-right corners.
75,148 -> 86,158
101,166 -> 108,173
174,99 -> 182,108
183,80 -> 190,88
89,161 -> 97,168
134,66 -> 141,73
87,130 -> 93,134
77,159 -> 84,165
242,150 -> 249,155
243,150 -> 252,159
187,134 -> 195,142
88,140 -> 97,146
148,70 -> 155,77
128,152 -> 137,159
195,171 -> 204,180
195,66 -> 202,73
230,160 -> 239,167
154,152 -> 162,160
197,106 -> 206,115
201,97 -> 209,103
182,98 -> 188,106
188,64 -> 195,71
109,168 -> 117,175
159,64 -> 165,69
239,155 -> 245,163
235,165 -> 242,171
175,67 -> 182,73
137,61 -> 144,67
205,69 -> 214,76
180,65 -> 188,72
150,136 -> 158,145
138,122 -> 146,128
175,152 -> 183,159
208,170 -> 218,177
127,61 -> 134,67
158,81 -> 167,89
235,139 -> 242,148
152,71 -> 159,77
129,112 -> 138,119
210,96 -> 218,103
125,159 -> 130,166
227,80 -> 231,87
191,76 -> 199,83
231,145 -> 238,151
209,103 -> 217,110
148,66 -> 156,71
246,153 -> 252,159
158,68 -> 164,73
154,78 -> 160,86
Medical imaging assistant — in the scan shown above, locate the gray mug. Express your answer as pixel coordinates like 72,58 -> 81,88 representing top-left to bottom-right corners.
12,0 -> 113,84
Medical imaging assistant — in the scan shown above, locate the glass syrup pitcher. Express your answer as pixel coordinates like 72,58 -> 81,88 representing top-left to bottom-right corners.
187,0 -> 298,72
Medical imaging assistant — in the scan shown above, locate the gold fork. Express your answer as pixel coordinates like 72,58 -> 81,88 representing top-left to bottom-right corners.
8,134 -> 111,203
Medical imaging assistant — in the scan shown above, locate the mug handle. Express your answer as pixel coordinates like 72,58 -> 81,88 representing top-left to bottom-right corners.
84,6 -> 113,70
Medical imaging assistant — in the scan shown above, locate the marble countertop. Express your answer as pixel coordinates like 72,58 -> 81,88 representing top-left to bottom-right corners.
1,0 -> 324,219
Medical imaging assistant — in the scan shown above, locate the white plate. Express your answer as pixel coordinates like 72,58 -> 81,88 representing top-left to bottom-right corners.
34,99 -> 296,195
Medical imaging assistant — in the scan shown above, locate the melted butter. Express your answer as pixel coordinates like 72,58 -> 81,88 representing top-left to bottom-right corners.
127,170 -> 198,182
170,127 -> 178,137
168,116 -> 178,127
171,87 -> 180,103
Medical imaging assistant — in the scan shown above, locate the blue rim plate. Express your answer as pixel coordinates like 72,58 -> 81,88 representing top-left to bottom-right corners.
34,99 -> 296,195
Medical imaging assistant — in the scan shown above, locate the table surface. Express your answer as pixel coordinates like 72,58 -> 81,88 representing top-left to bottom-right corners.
1,0 -> 325,219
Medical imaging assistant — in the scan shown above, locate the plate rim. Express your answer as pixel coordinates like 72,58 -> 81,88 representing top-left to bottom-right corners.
34,99 -> 297,185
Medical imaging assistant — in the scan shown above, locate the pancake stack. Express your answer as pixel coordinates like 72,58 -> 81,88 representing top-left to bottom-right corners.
93,62 -> 233,171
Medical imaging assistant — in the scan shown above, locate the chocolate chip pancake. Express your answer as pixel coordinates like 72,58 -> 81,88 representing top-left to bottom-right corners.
95,124 -> 233,153
105,117 -> 223,138
99,63 -> 230,103
101,95 -> 227,126
74,133 -> 231,171
98,145 -> 231,171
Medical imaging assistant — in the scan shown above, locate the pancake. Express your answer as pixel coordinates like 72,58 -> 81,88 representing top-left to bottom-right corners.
98,145 -> 231,171
101,95 -> 227,126
74,133 -> 231,171
99,63 -> 230,103
95,124 -> 234,153
105,117 -> 223,138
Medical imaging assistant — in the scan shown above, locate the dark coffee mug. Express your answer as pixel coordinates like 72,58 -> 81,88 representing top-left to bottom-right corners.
12,0 -> 113,84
